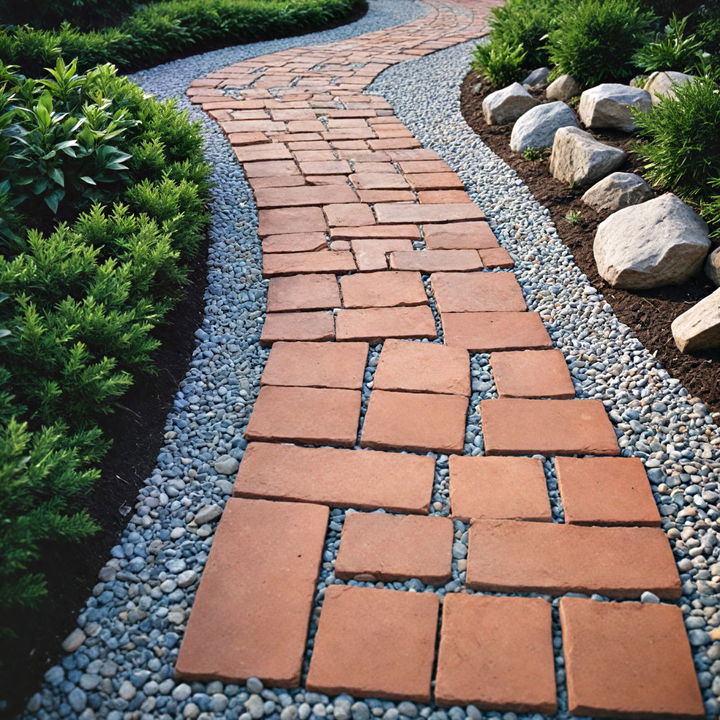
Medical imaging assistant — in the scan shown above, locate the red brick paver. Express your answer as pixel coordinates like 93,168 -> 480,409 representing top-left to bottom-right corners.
260,311 -> 334,345
390,249 -> 483,272
335,306 -> 437,342
449,456 -> 552,522
266,274 -> 340,312
424,221 -> 499,249
490,349 -> 575,398
431,272 -> 527,313
560,598 -> 704,718
442,312 -> 553,351
306,586 -> 439,702
481,398 -> 620,456
555,456 -> 661,526
234,442 -> 434,513
175,498 -> 327,685
335,512 -> 453,583
467,520 -> 681,598
340,271 -> 428,308
435,595 -> 556,712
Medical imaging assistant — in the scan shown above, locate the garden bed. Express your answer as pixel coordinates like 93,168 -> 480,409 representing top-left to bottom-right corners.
460,69 -> 720,413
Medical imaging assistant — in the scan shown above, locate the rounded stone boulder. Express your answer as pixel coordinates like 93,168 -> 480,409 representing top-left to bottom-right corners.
482,82 -> 539,125
672,287 -> 720,352
510,101 -> 579,153
546,74 -> 581,102
645,70 -> 696,104
581,172 -> 654,214
578,83 -> 652,132
705,246 -> 720,286
593,193 -> 710,289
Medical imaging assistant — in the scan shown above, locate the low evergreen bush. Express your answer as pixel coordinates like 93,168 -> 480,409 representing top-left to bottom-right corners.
633,15 -> 706,73
471,40 -> 526,88
0,58 -> 209,623
547,0 -> 658,86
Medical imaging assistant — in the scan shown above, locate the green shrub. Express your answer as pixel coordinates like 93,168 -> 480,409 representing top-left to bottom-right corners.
633,15 -> 706,73
634,75 -> 720,204
0,0 -> 136,30
701,178 -> 720,240
547,0 -> 658,86
0,0 -> 367,75
471,40 -> 526,88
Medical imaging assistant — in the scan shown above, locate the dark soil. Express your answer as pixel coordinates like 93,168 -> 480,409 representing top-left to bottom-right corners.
460,70 -> 720,414
0,238 -> 209,718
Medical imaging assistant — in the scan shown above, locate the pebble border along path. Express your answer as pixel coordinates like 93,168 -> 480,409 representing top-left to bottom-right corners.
24,1 -> 720,719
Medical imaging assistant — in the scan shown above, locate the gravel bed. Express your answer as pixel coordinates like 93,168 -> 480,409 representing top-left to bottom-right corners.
22,4 -> 720,719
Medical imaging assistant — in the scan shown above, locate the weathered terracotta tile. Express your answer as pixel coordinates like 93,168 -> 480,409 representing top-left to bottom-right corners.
335,513 -> 453,583
431,272 -> 526,313
267,274 -> 340,312
406,172 -> 464,190
245,386 -> 361,446
358,190 -> 416,203
262,232 -> 327,254
255,184 -> 358,208
260,311 -> 334,345
340,271 -> 427,308
234,442 -> 434,513
351,239 -> 414,271
441,312 -> 553,352
375,202 -> 485,224
373,339 -> 470,395
390,249 -> 483,272
555,456 -> 661,526
336,306 -> 437,342
481,398 -> 620,456
423,221 -> 499,250
479,247 -> 514,268
258,207 -> 327,237
249,175 -> 307,189
490,349 -> 575,398
234,144 -> 293,162
263,250 -> 356,276
361,389 -> 467,454
306,586 -> 439,702
261,341 -> 368,390
298,160 -> 351,175
449,455 -> 551,522
244,160 -> 299,178
560,598 -> 704,718
435,595 -> 556,713
417,190 -> 472,204
175,498 -> 327,685
350,172 -> 410,189
368,137 -> 422,150
398,160 -> 452,173
324,203 -> 375,227
467,519 -> 681,598
331,224 -> 421,240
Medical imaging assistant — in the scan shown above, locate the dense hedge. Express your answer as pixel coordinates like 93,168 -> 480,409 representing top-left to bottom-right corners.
0,0 -> 367,75
0,59 -> 210,622
0,0 -> 137,30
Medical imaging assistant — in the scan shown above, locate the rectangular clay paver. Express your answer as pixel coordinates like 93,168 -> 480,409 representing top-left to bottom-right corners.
351,239 -> 413,271
254,184 -> 358,208
258,207 -> 327,237
175,498 -> 328,685
336,306 -> 438,343
481,398 -> 620,456
260,311 -> 334,346
435,595 -> 556,713
441,312 -> 553,352
389,249 -> 483,273
260,341 -> 368,390
262,232 -> 327,254
267,274 -> 341,312
330,224 -> 421,240
466,519 -> 681,599
234,442 -> 435,513
306,586 -> 439,702
405,172 -> 464,190
373,339 -> 470,396
561,598 -> 704,719
449,456 -> 552,522
263,250 -> 356,276
375,202 -> 485,224
431,272 -> 527,313
335,512 -> 453,583
479,247 -> 514,269
361,389 -> 468,454
340,271 -> 428,308
555,456 -> 661,526
423,221 -> 499,250
490,349 -> 575,398
245,386 -> 361,447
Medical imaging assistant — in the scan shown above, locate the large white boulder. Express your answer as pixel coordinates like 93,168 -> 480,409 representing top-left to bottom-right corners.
546,74 -> 581,102
549,126 -> 626,188
645,70 -> 696,104
482,82 -> 539,125
578,83 -> 652,132
672,288 -> 720,352
593,193 -> 710,289
510,101 -> 579,153
581,172 -> 654,214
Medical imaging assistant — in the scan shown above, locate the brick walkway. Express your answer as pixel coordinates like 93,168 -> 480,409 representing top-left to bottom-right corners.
175,2 -> 706,716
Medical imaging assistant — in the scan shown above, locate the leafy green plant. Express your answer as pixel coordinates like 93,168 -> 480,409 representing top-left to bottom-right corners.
471,40 -> 527,88
523,146 -> 543,161
633,15 -> 706,73
547,0 -> 658,86
700,177 -> 720,240
565,209 -> 583,224
0,0 -> 137,29
633,75 -> 720,202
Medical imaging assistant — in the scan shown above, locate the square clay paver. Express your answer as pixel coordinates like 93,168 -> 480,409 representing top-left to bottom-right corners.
431,272 -> 527,313
340,271 -> 428,308
335,512 -> 453,583
245,386 -> 361,447
435,595 -> 556,713
361,389 -> 468,453
373,339 -> 470,396
555,456 -> 661,526
449,456 -> 552,522
260,341 -> 369,390
267,274 -> 341,312
490,350 -> 575,399
306,585 -> 439,702
560,598 -> 704,718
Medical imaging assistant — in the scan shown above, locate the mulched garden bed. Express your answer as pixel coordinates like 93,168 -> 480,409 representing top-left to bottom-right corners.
1,239 -> 209,717
460,69 -> 720,415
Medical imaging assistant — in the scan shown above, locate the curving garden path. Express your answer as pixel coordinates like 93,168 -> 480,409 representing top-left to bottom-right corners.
26,1 -> 720,719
